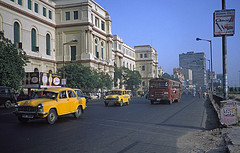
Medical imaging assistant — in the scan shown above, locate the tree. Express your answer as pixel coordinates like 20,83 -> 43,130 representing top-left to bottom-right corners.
57,62 -> 112,91
122,67 -> 141,91
114,66 -> 141,91
0,31 -> 28,90
114,65 -> 123,88
161,73 -> 181,82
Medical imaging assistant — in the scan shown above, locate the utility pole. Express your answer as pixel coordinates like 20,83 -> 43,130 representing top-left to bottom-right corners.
238,70 -> 240,88
222,0 -> 228,99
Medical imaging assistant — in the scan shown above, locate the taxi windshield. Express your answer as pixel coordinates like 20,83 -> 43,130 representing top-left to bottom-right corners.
32,91 -> 58,100
108,91 -> 122,95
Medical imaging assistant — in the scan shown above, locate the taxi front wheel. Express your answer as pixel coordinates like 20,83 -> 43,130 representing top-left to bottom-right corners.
120,100 -> 123,107
47,109 -> 57,124
74,106 -> 82,118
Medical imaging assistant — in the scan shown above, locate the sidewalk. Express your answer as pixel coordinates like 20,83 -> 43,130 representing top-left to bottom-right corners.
222,126 -> 240,153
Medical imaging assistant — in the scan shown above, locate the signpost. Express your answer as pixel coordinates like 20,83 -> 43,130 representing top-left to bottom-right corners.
214,1 -> 235,99
214,9 -> 235,37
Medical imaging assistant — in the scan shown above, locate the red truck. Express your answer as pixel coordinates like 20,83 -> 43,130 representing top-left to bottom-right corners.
148,78 -> 182,104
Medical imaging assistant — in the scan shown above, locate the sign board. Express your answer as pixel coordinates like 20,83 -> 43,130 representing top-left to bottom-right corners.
210,72 -> 215,79
220,101 -> 237,125
23,72 -> 62,89
214,9 -> 235,37
40,73 -> 61,88
61,79 -> 66,85
23,72 -> 40,88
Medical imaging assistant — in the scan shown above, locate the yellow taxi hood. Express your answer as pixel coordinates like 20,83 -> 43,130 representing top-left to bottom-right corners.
19,98 -> 54,106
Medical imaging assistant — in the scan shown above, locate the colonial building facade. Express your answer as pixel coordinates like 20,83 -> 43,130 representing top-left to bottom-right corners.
0,0 -> 56,73
135,45 -> 159,92
55,0 -> 114,77
0,0 -> 162,91
112,35 -> 135,70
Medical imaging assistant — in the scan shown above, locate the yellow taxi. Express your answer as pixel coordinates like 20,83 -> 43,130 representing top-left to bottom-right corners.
104,89 -> 130,107
14,87 -> 86,124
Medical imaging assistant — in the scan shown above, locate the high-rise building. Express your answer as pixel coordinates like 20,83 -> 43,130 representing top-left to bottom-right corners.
179,51 -> 207,90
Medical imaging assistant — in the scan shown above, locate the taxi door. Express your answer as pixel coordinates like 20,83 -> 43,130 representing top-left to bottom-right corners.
67,90 -> 79,113
57,90 -> 70,115
74,89 -> 86,109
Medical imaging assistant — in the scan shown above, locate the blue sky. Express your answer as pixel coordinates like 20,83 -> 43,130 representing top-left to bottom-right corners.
95,0 -> 240,87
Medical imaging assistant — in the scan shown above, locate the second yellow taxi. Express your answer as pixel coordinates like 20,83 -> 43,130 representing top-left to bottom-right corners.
104,89 -> 130,107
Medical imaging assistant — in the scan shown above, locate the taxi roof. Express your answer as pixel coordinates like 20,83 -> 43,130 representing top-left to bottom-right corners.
111,89 -> 125,91
44,87 -> 73,92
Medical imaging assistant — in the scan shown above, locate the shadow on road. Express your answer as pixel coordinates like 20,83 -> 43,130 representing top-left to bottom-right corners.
204,97 -> 221,130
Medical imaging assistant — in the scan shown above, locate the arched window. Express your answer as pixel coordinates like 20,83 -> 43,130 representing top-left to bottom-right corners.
34,68 -> 39,72
95,39 -> 99,58
101,42 -> 104,59
46,34 -> 50,55
14,22 -> 20,47
31,28 -> 36,51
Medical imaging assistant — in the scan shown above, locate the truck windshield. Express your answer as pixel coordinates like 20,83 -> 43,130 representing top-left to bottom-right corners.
33,91 -> 58,100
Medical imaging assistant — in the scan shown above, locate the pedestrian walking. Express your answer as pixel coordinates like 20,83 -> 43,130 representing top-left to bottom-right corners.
198,91 -> 201,98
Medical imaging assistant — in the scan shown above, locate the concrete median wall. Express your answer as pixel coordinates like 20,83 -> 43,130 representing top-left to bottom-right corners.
209,94 -> 240,126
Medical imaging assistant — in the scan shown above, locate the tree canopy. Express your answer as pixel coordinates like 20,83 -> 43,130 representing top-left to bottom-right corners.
114,66 -> 141,91
57,62 -> 112,91
0,31 -> 28,90
161,73 -> 181,83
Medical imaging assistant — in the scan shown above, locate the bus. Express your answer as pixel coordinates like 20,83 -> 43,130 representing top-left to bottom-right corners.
148,78 -> 182,104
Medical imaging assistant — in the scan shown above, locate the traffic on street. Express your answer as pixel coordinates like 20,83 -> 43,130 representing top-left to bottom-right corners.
0,95 -> 210,153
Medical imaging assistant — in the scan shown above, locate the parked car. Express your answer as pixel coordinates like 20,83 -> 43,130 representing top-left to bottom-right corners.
104,89 -> 130,107
74,89 -> 91,103
14,87 -> 86,124
0,86 -> 17,108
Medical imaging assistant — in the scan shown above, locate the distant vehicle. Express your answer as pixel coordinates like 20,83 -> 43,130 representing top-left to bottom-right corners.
14,87 -> 86,124
104,89 -> 130,107
138,91 -> 144,97
148,78 -> 182,104
0,86 -> 17,108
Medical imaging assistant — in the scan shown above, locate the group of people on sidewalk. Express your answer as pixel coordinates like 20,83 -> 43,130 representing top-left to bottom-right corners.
198,91 -> 207,99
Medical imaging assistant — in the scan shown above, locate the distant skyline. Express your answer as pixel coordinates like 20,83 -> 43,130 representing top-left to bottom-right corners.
94,0 -> 240,87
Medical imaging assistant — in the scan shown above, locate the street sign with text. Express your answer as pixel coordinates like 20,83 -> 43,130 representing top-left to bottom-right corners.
214,9 -> 235,37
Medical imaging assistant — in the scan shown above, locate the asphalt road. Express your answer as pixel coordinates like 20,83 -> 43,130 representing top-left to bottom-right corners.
0,96 -> 207,153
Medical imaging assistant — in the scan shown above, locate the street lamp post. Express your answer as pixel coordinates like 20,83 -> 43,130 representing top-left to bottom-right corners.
196,38 -> 213,93
207,59 -> 210,89
62,39 -> 78,86
238,70 -> 240,88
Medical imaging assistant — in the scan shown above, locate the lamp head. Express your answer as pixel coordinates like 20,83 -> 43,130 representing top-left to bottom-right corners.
196,38 -> 201,41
